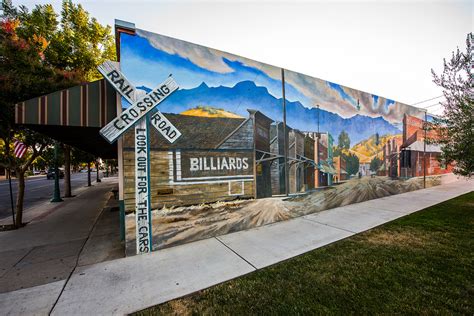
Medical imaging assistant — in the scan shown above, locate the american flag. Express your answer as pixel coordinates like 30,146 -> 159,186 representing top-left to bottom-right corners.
13,140 -> 27,158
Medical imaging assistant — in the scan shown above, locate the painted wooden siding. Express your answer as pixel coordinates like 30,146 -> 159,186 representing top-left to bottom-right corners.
270,123 -> 287,195
218,119 -> 253,149
123,150 -> 254,212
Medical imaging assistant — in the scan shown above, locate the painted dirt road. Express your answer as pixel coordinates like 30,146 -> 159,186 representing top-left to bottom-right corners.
126,176 -> 441,253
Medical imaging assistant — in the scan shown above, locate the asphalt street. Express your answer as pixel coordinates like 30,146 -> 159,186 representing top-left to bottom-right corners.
0,172 -> 99,220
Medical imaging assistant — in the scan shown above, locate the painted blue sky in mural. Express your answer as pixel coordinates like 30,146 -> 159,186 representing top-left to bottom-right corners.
121,33 -> 298,103
120,30 -> 425,145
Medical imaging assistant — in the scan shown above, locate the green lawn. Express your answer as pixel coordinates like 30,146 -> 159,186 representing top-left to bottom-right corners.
136,192 -> 474,315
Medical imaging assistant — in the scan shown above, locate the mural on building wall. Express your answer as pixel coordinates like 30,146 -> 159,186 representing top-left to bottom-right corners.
120,28 -> 449,254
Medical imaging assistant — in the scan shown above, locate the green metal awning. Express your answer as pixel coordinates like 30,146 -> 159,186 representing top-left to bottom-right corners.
14,79 -> 118,158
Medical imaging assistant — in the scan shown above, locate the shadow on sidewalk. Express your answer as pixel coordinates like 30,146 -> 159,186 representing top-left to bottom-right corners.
0,180 -> 124,294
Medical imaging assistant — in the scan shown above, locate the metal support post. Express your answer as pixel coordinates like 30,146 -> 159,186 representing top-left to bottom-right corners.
51,141 -> 63,202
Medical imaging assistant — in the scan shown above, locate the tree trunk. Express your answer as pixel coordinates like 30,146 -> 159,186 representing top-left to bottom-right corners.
87,162 -> 91,186
15,169 -> 25,227
64,145 -> 72,197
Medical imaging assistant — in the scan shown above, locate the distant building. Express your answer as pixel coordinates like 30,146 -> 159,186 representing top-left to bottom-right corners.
382,136 -> 403,178
400,114 -> 453,178
359,163 -> 371,177
307,132 -> 335,187
333,155 -> 348,183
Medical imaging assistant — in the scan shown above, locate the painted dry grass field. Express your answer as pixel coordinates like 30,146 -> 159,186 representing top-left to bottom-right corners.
135,192 -> 473,315
126,176 -> 441,253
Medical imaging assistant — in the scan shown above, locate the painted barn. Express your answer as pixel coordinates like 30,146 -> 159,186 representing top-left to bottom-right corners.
288,129 -> 306,193
122,109 -> 276,212
269,122 -> 288,196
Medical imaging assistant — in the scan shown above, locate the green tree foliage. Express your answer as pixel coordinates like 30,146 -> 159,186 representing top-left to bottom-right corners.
431,33 -> 473,177
0,1 -> 115,227
33,145 -> 65,170
71,147 -> 95,166
345,153 -> 360,176
370,156 -> 382,172
12,1 -> 116,81
338,131 -> 350,150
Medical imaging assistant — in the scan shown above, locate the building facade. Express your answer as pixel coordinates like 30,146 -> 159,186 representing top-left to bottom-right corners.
13,20 -> 454,255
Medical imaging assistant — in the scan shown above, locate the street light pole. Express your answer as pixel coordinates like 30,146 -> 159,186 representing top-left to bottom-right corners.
96,159 -> 101,183
51,141 -> 63,202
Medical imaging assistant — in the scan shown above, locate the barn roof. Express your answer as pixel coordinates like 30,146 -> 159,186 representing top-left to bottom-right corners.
123,112 -> 247,150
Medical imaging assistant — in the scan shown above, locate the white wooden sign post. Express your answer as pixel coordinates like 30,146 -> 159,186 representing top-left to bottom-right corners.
98,61 -> 181,254
134,117 -> 151,253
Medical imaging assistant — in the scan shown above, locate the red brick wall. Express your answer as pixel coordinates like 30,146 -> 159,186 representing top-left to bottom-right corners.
403,114 -> 440,146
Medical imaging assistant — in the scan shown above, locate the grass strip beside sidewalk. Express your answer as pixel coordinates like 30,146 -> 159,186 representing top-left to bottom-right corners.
136,192 -> 474,315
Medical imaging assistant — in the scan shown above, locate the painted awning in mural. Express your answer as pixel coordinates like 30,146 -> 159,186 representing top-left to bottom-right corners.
319,161 -> 336,174
405,140 -> 442,153
14,79 -> 118,158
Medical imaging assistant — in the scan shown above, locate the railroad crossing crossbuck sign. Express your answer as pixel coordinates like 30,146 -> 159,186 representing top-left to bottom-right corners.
98,61 -> 182,254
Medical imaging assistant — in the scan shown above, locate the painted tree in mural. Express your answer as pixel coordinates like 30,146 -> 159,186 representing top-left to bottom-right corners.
370,157 -> 382,173
0,1 -> 115,227
338,131 -> 351,150
345,153 -> 360,176
431,33 -> 474,177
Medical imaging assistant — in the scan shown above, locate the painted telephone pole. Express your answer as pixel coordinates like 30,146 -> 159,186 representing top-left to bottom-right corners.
282,68 -> 289,196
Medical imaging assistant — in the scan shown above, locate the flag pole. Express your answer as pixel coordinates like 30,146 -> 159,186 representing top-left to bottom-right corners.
7,138 -> 16,227
8,168 -> 16,227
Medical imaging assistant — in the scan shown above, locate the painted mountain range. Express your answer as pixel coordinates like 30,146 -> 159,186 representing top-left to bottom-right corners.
137,81 -> 401,145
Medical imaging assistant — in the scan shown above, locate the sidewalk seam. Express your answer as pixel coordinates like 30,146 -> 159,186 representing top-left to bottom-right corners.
301,217 -> 357,234
215,237 -> 258,270
355,204 -> 420,214
11,247 -> 35,269
48,189 -> 109,315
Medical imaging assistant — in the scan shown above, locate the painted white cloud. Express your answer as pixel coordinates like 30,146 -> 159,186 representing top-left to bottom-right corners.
137,29 -> 425,124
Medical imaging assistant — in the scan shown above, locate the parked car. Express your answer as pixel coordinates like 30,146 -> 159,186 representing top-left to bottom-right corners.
46,168 -> 64,180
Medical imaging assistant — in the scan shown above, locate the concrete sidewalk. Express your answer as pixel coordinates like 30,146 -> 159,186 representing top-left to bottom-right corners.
1,178 -> 473,315
0,177 -> 123,314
